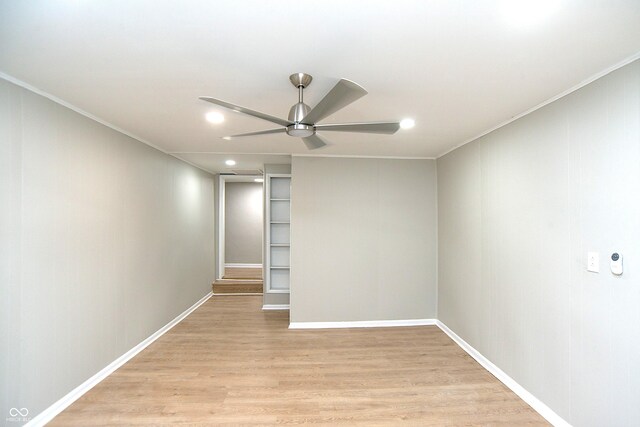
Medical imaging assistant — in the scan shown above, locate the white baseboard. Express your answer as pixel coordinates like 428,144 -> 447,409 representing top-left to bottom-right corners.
262,304 -> 290,310
26,291 -> 213,427
289,318 -> 436,329
225,263 -> 261,268
435,321 -> 571,427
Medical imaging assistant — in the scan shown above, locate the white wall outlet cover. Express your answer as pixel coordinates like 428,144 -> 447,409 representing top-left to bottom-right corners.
587,251 -> 599,273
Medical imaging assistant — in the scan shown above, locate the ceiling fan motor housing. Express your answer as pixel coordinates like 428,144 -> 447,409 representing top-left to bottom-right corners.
287,101 -> 314,137
288,102 -> 311,123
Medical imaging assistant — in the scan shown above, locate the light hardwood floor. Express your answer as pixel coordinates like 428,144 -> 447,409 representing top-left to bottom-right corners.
213,267 -> 264,293
51,296 -> 548,426
212,279 -> 263,294
223,267 -> 263,280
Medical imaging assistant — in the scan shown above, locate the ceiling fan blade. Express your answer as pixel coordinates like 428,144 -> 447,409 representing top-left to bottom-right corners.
302,134 -> 329,150
315,122 -> 400,134
224,128 -> 286,139
199,96 -> 292,127
302,79 -> 368,125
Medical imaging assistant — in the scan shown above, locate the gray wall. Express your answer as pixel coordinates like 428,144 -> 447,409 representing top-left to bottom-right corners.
290,157 -> 437,322
0,78 -> 215,424
437,59 -> 640,427
224,182 -> 263,264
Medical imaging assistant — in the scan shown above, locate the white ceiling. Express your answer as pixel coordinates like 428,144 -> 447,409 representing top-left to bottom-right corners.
1,1 -> 639,172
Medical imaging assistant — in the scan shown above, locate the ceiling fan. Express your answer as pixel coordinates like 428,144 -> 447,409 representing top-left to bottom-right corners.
199,73 -> 401,150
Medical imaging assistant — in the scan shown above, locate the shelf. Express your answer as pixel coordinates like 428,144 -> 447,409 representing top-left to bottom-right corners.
270,198 -> 290,201
270,243 -> 290,247
270,266 -> 290,270
269,268 -> 290,291
270,221 -> 290,224
270,177 -> 291,200
270,222 -> 290,245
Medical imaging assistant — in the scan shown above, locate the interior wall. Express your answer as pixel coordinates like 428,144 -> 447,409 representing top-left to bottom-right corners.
290,157 -> 437,323
224,182 -> 263,265
0,77 -> 216,423
437,59 -> 640,427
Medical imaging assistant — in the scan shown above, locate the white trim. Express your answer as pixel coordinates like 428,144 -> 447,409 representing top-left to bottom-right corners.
221,175 -> 264,182
437,50 -> 640,159
224,263 -> 262,268
289,318 -> 437,329
435,321 -> 571,427
170,153 -> 435,160
217,175 -> 266,279
265,288 -> 290,294
216,175 -> 226,280
262,304 -> 290,310
26,292 -> 213,427
0,72 -> 212,175
169,151 -> 293,156
292,153 -> 435,160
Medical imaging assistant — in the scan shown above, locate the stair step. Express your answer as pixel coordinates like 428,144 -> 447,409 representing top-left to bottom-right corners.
213,279 -> 263,294
215,279 -> 262,285
223,267 -> 262,280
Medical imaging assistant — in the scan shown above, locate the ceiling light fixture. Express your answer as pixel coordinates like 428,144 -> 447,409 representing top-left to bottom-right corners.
205,111 -> 225,124
400,118 -> 415,129
225,159 -> 236,166
254,178 -> 264,183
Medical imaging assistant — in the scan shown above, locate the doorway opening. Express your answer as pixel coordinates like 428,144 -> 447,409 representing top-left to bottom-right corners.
214,175 -> 264,294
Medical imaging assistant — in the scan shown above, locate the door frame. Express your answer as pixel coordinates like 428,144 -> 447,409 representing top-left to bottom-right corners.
216,174 -> 265,280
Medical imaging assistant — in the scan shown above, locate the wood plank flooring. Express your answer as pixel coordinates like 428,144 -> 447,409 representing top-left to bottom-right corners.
212,279 -> 263,294
213,267 -> 264,294
223,267 -> 263,280
50,296 -> 548,426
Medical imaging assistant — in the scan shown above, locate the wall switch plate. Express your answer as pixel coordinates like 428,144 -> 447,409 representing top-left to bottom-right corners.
587,251 -> 599,273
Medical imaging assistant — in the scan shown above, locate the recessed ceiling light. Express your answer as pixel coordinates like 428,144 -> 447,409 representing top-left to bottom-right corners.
501,0 -> 560,28
400,118 -> 415,129
205,111 -> 224,124
254,178 -> 264,183
221,136 -> 232,140
225,159 -> 236,166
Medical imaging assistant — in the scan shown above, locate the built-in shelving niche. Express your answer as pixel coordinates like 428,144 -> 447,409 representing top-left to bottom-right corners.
265,175 -> 291,293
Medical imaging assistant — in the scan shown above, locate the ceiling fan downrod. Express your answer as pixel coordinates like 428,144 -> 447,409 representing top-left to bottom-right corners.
287,73 -> 314,135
